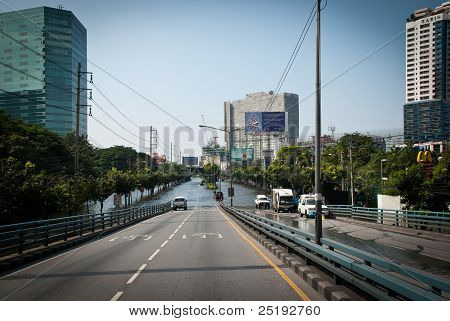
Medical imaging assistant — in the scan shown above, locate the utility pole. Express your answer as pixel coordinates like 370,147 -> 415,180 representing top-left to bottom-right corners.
314,0 -> 323,245
349,134 -> 355,206
148,126 -> 157,169
74,63 -> 92,175
75,63 -> 81,175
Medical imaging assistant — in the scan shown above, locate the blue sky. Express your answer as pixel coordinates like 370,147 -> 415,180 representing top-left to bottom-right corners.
0,0 -> 444,157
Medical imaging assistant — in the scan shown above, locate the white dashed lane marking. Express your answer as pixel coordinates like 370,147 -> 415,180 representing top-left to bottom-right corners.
160,240 -> 169,248
111,291 -> 123,301
148,249 -> 160,261
126,264 -> 147,284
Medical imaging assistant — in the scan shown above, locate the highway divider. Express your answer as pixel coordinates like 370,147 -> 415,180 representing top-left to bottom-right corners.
220,203 -> 450,301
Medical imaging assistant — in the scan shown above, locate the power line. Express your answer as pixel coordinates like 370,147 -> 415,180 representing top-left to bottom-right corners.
88,136 -> 104,148
0,27 -> 88,82
265,1 -> 317,112
299,29 -> 406,105
0,61 -> 76,97
0,88 -> 89,115
91,98 -> 155,145
91,81 -> 172,152
90,115 -> 140,148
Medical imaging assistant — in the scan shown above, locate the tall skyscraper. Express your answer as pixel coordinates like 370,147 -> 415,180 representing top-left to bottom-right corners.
0,6 -> 87,136
224,92 -> 299,161
404,2 -> 450,142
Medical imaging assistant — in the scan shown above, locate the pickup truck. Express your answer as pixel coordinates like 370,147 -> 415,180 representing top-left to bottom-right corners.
298,196 -> 329,218
173,196 -> 187,211
255,195 -> 270,209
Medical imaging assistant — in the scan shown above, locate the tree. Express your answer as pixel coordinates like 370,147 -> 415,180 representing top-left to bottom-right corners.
90,170 -> 116,213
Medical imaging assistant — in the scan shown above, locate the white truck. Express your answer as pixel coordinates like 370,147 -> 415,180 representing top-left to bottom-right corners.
272,189 -> 295,213
255,195 -> 271,209
298,194 -> 330,218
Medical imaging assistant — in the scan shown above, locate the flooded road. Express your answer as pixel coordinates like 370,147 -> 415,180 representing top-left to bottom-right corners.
124,177 -> 449,278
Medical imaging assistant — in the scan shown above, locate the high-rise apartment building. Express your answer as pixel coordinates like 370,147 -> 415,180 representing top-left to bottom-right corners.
224,92 -> 299,161
0,6 -> 87,136
404,2 -> 450,142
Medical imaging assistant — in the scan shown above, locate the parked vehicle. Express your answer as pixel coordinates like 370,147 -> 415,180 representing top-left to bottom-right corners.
255,195 -> 270,209
272,189 -> 295,213
298,195 -> 330,218
173,196 -> 188,211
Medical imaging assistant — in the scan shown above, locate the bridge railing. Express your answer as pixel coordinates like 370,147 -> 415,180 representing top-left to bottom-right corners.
220,203 -> 450,301
0,202 -> 172,259
327,205 -> 450,233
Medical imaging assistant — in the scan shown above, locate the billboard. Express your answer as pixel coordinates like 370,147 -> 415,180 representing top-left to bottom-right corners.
231,148 -> 254,161
182,156 -> 199,166
244,112 -> 286,133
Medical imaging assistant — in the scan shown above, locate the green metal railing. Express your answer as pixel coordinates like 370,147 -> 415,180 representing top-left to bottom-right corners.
0,202 -> 172,258
327,205 -> 450,233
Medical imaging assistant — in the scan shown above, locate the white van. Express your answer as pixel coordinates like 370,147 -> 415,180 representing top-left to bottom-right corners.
272,189 -> 295,213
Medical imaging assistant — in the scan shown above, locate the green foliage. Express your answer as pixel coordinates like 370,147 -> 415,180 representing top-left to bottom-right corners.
0,111 -> 190,224
202,163 -> 220,184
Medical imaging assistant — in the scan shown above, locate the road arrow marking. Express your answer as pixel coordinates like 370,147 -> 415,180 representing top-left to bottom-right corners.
182,235 -> 187,239
109,237 -> 118,242
218,234 -> 223,238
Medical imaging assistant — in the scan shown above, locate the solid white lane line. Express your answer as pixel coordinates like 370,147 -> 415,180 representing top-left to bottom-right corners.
126,264 -> 147,284
160,240 -> 169,248
174,228 -> 179,233
178,225 -> 182,229
110,291 -> 123,301
168,234 -> 175,240
148,249 -> 160,261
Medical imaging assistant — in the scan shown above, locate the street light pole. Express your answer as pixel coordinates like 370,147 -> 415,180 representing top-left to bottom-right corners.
314,0 -> 323,245
199,124 -> 237,207
380,159 -> 387,193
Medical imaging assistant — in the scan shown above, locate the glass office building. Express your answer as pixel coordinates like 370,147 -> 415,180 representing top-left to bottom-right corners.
0,6 -> 87,136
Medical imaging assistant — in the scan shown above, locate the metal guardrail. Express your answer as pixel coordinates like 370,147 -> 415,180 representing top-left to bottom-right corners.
220,203 -> 449,301
0,202 -> 172,258
327,205 -> 450,233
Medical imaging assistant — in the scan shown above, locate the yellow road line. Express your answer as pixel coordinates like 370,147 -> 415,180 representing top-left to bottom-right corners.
218,207 -> 311,301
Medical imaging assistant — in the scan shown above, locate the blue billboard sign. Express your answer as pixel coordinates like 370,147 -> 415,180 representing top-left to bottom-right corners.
244,112 -> 286,133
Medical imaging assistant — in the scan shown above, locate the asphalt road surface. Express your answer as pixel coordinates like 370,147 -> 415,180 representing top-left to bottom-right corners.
0,202 -> 320,301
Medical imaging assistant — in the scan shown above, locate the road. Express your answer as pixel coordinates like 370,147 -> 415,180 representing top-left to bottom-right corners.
0,180 -> 320,300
